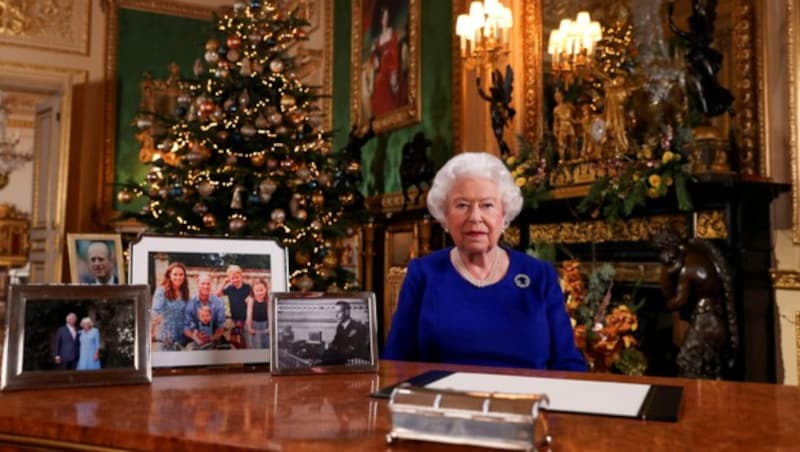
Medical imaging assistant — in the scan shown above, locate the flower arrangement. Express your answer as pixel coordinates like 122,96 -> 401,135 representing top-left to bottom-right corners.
560,259 -> 647,375
576,143 -> 694,224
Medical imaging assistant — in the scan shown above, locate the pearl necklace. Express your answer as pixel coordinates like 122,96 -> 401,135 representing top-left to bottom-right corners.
451,248 -> 500,288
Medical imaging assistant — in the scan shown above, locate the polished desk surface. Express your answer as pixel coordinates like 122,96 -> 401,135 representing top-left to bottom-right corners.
0,361 -> 798,451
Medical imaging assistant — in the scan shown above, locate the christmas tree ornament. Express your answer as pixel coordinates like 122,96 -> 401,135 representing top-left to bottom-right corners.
168,184 -> 184,198
227,35 -> 242,50
204,50 -> 219,65
251,153 -> 266,167
268,112 -> 282,125
238,90 -> 250,107
230,185 -> 245,209
270,208 -> 286,224
240,58 -> 252,76
295,209 -> 308,220
247,191 -> 260,205
295,274 -> 314,291
322,254 -> 338,269
248,32 -> 261,44
146,170 -> 162,184
229,216 -> 247,233
240,123 -> 256,138
158,186 -> 169,198
202,213 -> 217,229
117,188 -> 133,204
196,180 -> 215,197
276,126 -> 289,136
252,60 -> 265,73
192,202 -> 208,214
259,178 -> 276,197
225,154 -> 238,165
205,38 -> 220,52
288,110 -> 305,126
318,267 -> 332,279
226,49 -> 241,62
250,0 -> 261,10
339,192 -> 355,205
310,220 -> 322,230
193,58 -> 205,76
266,158 -> 279,169
295,250 -> 310,266
269,59 -> 284,73
311,190 -> 325,207
280,94 -> 296,108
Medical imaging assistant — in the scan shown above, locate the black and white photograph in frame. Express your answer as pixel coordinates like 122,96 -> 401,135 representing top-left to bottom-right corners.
129,235 -> 288,368
270,292 -> 378,375
1,284 -> 151,391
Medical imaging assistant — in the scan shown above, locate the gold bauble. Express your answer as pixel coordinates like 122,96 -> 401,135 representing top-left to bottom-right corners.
202,213 -> 217,229
205,38 -> 220,51
294,250 -> 310,266
251,154 -> 265,167
295,209 -> 308,220
229,216 -> 246,233
295,274 -> 314,291
280,94 -> 296,108
339,192 -> 355,205
197,181 -> 215,197
311,191 -> 325,207
117,189 -> 133,204
318,267 -> 333,279
322,254 -> 338,269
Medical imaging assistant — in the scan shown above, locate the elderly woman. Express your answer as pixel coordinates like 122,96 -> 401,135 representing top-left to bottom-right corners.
77,317 -> 101,370
383,152 -> 586,371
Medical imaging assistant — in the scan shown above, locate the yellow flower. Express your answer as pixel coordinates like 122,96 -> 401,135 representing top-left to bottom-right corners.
647,187 -> 659,198
515,177 -> 526,187
632,172 -> 641,182
506,156 -> 516,166
642,146 -> 653,159
648,174 -> 662,187
662,151 -> 674,164
664,175 -> 673,186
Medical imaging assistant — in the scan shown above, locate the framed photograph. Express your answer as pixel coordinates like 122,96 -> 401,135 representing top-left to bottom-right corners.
1,284 -> 151,391
129,234 -> 288,368
351,0 -> 421,133
67,233 -> 126,285
271,292 -> 378,375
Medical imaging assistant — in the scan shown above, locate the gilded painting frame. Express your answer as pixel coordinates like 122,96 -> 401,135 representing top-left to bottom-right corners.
521,0 -> 765,178
788,0 -> 800,243
270,291 -> 378,375
351,0 -> 421,133
1,284 -> 151,391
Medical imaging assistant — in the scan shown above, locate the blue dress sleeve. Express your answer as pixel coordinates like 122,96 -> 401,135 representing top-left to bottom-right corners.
542,264 -> 588,371
152,287 -> 166,314
382,258 -> 424,361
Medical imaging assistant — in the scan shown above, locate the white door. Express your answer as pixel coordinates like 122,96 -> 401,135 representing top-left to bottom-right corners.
28,95 -> 66,283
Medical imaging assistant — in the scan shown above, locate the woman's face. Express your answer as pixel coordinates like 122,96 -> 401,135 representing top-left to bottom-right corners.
253,282 -> 268,301
82,322 -> 91,331
169,266 -> 186,289
381,8 -> 389,28
444,177 -> 505,254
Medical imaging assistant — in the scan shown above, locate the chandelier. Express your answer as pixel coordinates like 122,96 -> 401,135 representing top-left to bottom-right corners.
547,12 -> 602,75
0,91 -> 32,190
455,0 -> 513,70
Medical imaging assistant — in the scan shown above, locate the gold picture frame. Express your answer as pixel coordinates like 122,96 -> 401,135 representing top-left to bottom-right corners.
351,0 -> 421,133
270,291 -> 378,375
66,233 -> 126,285
1,284 -> 151,391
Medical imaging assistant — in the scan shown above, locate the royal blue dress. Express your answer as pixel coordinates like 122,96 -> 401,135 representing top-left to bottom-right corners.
383,247 -> 587,371
77,327 -> 101,370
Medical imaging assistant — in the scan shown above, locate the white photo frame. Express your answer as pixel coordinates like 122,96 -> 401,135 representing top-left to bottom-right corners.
129,234 -> 288,368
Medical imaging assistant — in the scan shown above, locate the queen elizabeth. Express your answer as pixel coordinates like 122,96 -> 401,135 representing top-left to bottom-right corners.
382,152 -> 586,371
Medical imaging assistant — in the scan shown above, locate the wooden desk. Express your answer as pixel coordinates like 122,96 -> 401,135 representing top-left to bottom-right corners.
0,361 -> 797,451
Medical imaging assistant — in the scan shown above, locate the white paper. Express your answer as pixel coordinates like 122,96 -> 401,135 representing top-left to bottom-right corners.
426,372 -> 651,417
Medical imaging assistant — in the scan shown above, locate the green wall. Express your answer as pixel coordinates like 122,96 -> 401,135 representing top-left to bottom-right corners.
114,9 -> 215,211
333,1 -> 454,196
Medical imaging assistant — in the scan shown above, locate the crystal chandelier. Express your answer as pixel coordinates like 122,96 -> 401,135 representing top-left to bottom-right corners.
0,91 -> 32,190
455,0 -> 513,70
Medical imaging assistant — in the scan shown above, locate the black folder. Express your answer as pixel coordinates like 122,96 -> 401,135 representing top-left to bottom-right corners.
371,370 -> 683,422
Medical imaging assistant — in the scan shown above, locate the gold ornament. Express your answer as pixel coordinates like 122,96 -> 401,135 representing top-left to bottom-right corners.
205,38 -> 220,51
339,192 -> 355,205
226,35 -> 242,50
295,250 -> 310,266
269,59 -> 284,73
280,94 -> 296,108
231,185 -> 245,209
202,213 -> 217,228
117,189 -> 133,204
197,181 -> 215,197
323,254 -> 338,269
251,154 -> 266,167
229,216 -> 246,233
295,274 -> 314,291
311,191 -> 324,207
295,209 -> 308,220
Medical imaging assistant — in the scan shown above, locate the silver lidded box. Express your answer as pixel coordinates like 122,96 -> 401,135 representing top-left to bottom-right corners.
386,383 -> 551,451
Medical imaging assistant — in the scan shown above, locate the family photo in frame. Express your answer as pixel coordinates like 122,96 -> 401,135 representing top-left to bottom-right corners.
66,233 -> 126,285
1,285 -> 151,391
270,292 -> 378,375
351,0 -> 420,133
129,235 -> 288,368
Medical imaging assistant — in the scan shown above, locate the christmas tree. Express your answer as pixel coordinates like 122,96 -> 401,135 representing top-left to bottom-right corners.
117,0 -> 366,291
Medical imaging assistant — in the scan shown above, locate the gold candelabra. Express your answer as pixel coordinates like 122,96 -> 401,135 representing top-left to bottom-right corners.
455,0 -> 512,70
547,12 -> 602,76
